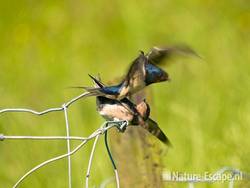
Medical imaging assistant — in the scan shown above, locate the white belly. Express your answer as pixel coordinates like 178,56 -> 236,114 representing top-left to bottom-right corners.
99,104 -> 134,122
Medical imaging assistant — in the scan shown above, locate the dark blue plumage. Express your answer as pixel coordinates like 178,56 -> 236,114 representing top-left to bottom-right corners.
84,52 -> 168,100
100,85 -> 122,95
145,63 -> 168,85
83,45 -> 198,100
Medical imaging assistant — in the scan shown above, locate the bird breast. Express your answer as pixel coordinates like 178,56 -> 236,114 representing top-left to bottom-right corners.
98,103 -> 134,122
136,101 -> 150,120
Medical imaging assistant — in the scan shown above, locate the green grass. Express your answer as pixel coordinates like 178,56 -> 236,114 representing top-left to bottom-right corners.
0,0 -> 249,187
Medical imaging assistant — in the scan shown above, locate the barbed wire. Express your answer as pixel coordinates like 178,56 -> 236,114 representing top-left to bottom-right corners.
0,91 -> 127,188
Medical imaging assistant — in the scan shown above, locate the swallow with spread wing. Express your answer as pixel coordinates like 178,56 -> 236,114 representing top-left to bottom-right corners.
83,45 -> 199,100
89,75 -> 171,146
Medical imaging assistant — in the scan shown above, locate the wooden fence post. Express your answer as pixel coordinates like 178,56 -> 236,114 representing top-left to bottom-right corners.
110,127 -> 165,188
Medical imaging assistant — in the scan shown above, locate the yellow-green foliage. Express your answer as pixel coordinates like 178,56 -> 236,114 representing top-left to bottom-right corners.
0,1 -> 249,187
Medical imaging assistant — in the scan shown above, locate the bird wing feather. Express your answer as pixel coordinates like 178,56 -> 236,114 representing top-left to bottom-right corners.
147,45 -> 201,65
123,52 -> 147,90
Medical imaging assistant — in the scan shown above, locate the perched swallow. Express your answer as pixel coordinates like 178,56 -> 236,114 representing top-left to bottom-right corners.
91,75 -> 171,146
83,45 -> 198,100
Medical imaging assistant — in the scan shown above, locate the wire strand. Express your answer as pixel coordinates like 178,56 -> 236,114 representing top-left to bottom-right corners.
0,92 -> 126,188
85,134 -> 100,188
12,125 -> 116,188
62,104 -> 72,188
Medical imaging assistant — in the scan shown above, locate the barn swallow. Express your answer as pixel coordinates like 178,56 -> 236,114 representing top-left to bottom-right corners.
83,45 -> 198,100
91,75 -> 171,146
83,53 -> 168,100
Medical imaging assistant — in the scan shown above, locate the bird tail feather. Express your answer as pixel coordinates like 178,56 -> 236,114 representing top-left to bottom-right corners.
88,74 -> 105,88
79,87 -> 106,97
144,118 -> 172,146
69,74 -> 106,97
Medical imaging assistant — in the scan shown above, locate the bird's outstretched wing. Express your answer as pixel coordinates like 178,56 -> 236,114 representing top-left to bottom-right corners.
123,52 -> 147,89
147,45 -> 200,65
143,118 -> 172,146
88,52 -> 148,100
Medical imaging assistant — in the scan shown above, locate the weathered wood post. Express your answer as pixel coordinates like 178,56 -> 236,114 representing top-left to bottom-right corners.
110,123 -> 165,187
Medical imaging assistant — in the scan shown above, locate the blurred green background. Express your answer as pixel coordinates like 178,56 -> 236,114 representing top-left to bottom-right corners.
0,0 -> 249,187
